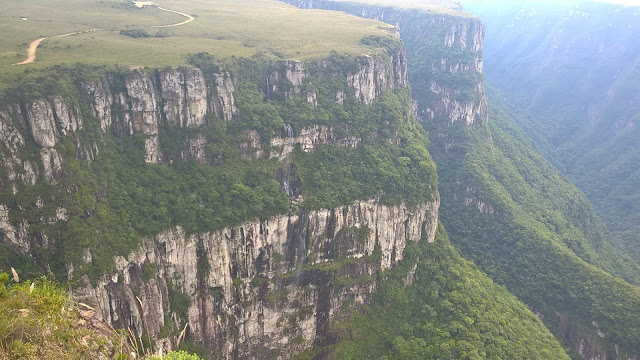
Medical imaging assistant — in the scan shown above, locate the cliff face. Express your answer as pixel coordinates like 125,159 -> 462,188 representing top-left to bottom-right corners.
73,198 -> 439,358
0,44 -> 442,358
0,49 -> 406,185
283,0 -> 487,128
281,2 -> 640,359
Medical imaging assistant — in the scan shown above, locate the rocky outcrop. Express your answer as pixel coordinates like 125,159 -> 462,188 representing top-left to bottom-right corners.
126,73 -> 160,136
268,50 -> 408,106
348,50 -> 408,105
1,44 -> 419,359
82,78 -> 113,132
211,72 -> 237,121
552,313 -> 638,360
159,68 -> 208,127
49,96 -> 82,135
283,0 -> 487,126
73,197 -> 439,359
26,100 -> 58,148
269,125 -> 361,161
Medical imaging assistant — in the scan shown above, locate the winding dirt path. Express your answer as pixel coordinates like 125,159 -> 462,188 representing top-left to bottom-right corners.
13,4 -> 194,65
153,7 -> 194,28
17,37 -> 46,65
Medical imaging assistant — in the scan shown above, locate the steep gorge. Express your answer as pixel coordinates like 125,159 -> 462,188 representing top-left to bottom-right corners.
0,40 -> 447,358
283,1 -> 640,359
2,1 -> 638,358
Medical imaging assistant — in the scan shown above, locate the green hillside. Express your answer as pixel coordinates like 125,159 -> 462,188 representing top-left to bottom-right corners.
283,0 -> 640,357
462,0 -> 640,263
297,226 -> 571,360
436,102 -> 640,356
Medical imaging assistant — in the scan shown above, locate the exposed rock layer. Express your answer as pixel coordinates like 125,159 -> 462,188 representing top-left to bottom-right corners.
74,198 -> 439,359
0,47 -> 420,359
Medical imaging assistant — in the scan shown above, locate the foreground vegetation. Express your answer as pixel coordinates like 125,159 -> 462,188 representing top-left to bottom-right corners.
0,271 -> 202,359
0,272 -> 122,359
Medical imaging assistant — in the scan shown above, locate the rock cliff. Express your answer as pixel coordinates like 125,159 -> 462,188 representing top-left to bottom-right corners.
283,0 -> 487,127
0,43 -> 428,358
73,197 -> 439,359
281,2 -> 640,359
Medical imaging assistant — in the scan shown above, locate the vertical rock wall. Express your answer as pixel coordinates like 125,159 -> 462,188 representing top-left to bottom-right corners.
73,198 -> 439,359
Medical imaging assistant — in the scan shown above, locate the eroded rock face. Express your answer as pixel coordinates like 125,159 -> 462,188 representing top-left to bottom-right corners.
159,68 -> 208,127
49,96 -> 82,135
269,125 -> 360,161
144,135 -> 163,164
552,312 -> 639,360
73,197 -> 439,359
126,73 -> 160,136
26,100 -> 58,148
211,72 -> 237,121
1,48 -> 420,359
82,78 -> 113,132
284,0 -> 486,126
347,48 -> 409,105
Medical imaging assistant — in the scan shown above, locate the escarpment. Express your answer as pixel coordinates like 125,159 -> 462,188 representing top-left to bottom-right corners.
283,2 -> 640,359
283,0 -> 487,127
0,40 -> 444,358
74,198 -> 439,358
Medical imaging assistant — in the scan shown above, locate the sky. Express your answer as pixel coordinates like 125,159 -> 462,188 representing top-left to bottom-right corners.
595,0 -> 640,4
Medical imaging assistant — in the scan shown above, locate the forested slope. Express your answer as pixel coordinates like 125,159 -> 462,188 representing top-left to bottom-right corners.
463,0 -> 640,263
296,226 -> 571,360
283,0 -> 640,358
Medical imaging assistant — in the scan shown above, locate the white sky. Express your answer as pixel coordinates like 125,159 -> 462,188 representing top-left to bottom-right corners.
595,0 -> 640,4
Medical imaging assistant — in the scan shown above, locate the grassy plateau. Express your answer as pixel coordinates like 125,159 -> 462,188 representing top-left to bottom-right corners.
0,0 -> 395,74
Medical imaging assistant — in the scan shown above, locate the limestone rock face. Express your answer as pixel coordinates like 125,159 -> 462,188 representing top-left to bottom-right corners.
183,69 -> 208,127
211,72 -> 237,121
125,73 -> 160,136
269,125 -> 360,161
82,78 -> 113,132
181,134 -> 208,163
0,205 -> 27,253
285,61 -> 307,99
73,197 -> 440,359
144,136 -> 163,164
26,100 -> 57,148
284,0 -> 486,126
346,51 -> 408,105
159,68 -> 208,127
0,110 -> 26,154
552,312 -> 639,360
41,148 -> 63,185
48,96 -> 82,135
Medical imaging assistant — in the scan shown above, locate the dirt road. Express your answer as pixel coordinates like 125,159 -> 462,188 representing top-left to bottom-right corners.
17,37 -> 46,65
14,5 -> 194,65
153,7 -> 195,28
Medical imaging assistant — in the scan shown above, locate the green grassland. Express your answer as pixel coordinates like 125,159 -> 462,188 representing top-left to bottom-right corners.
0,0 -> 395,73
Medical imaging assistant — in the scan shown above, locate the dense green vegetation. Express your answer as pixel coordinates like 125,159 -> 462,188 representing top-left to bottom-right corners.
294,90 -> 437,209
296,226 -> 570,359
431,103 -> 640,355
0,50 -> 433,286
464,0 -> 640,264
